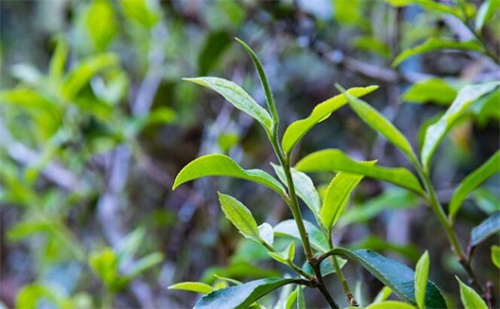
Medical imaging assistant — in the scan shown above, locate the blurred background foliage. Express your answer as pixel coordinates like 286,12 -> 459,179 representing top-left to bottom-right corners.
0,0 -> 498,308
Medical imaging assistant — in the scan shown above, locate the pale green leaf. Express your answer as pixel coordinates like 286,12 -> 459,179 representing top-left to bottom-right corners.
16,284 -> 65,309
85,0 -> 116,51
449,151 -> 500,220
393,39 -> 484,67
321,166 -> 374,230
89,248 -> 118,285
296,149 -> 424,195
402,78 -> 457,105
173,154 -> 286,196
470,212 -> 500,247
183,77 -> 273,134
268,241 -> 295,264
285,289 -> 298,309
366,301 -> 416,309
274,220 -> 329,252
475,0 -> 500,32
422,82 -> 500,172
272,163 -> 321,215
457,277 -> 488,309
414,251 -> 429,309
218,193 -> 260,241
258,223 -> 274,246
337,84 -> 415,159
373,287 -> 392,304
281,86 -> 378,155
491,245 -> 500,269
119,0 -> 159,29
49,36 -> 68,81
168,282 -> 214,294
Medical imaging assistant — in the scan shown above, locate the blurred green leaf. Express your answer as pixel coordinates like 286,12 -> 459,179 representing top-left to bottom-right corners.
491,246 -> 500,269
123,252 -> 163,281
16,283 -> 65,309
414,251 -> 429,309
89,247 -> 119,287
285,288 -> 298,309
120,0 -> 160,29
470,212 -> 500,247
386,0 -> 464,18
198,31 -> 231,76
393,38 -> 484,67
475,0 -> 500,32
349,236 -> 420,262
173,154 -> 286,195
472,188 -> 500,214
333,0 -> 369,29
85,0 -> 116,51
169,282 -> 214,294
402,79 -> 457,105
449,151 -> 500,220
353,36 -> 392,58
457,277 -> 487,309
49,36 -> 68,81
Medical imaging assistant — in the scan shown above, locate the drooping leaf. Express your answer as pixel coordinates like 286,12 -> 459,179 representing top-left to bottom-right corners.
421,82 -> 500,172
274,220 -> 329,252
194,277 -> 299,309
173,154 -> 286,196
402,78 -> 457,105
218,193 -> 260,242
449,151 -> 500,220
168,282 -> 214,294
337,84 -> 415,160
272,163 -> 321,215
414,251 -> 429,309
281,86 -> 378,155
331,248 -> 447,309
183,77 -> 273,134
393,39 -> 484,67
456,277 -> 488,309
258,223 -> 274,246
475,0 -> 500,32
321,166 -> 373,230
365,301 -> 416,309
470,212 -> 500,247
491,245 -> 500,269
296,149 -> 423,195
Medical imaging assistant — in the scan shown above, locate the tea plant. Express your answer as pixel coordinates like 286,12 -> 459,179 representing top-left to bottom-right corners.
167,39 -> 498,309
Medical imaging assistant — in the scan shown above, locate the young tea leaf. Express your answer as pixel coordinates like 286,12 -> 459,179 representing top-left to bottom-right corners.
449,151 -> 500,220
456,277 -> 488,309
393,39 -> 484,67
414,251 -> 429,309
268,241 -> 295,264
183,77 -> 273,135
218,193 -> 260,242
168,282 -> 214,294
330,248 -> 447,309
470,212 -> 500,247
296,149 -> 423,195
421,82 -> 500,172
274,220 -> 329,252
194,277 -> 300,309
281,86 -> 378,155
173,154 -> 286,196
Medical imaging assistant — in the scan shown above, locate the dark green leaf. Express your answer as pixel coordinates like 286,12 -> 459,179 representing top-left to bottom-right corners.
198,32 -> 232,76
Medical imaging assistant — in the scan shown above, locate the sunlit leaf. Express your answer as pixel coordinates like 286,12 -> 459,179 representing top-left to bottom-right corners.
218,193 -> 260,242
274,220 -> 328,252
281,86 -> 378,155
183,77 -> 273,135
414,251 -> 429,309
89,247 -> 118,286
296,149 -> 423,195
449,151 -> 500,220
457,277 -> 488,309
194,277 -> 300,309
422,82 -> 500,172
470,212 -> 500,247
393,39 -> 484,67
168,282 -> 214,294
173,154 -> 286,196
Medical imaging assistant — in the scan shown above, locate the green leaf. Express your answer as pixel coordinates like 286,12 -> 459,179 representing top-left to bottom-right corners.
168,282 -> 214,294
321,167 -> 373,230
62,53 -> 119,100
268,242 -> 295,264
194,277 -> 299,309
297,285 -> 306,309
366,301 -> 416,309
119,0 -> 159,29
49,36 -> 68,81
218,193 -> 260,241
422,82 -> 500,172
16,284 -> 64,309
350,236 -> 420,262
281,86 -> 378,155
274,283 -> 295,309
89,247 -> 119,286
472,188 -> 500,214
285,289 -> 298,309
475,0 -> 500,32
414,251 -> 429,309
393,38 -> 484,67
274,220 -> 329,252
457,277 -> 488,309
85,0 -> 116,51
385,0 -> 464,18
402,78 -> 457,105
449,151 -> 500,220
296,149 -> 423,195
373,287 -> 393,304
183,77 -> 273,134
491,245 -> 500,269
258,223 -> 274,246
331,248 -> 447,309
470,212 -> 500,247
337,84 -> 415,160
272,163 -> 321,215
173,154 -> 286,196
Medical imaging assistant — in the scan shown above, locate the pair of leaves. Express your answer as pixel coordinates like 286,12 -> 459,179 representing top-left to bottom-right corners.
449,151 -> 500,220
330,248 -> 447,309
295,149 -> 423,195
172,154 -> 286,196
422,82 -> 500,172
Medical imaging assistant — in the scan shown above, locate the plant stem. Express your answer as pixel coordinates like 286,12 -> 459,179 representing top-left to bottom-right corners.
327,233 -> 358,306
311,259 -> 340,309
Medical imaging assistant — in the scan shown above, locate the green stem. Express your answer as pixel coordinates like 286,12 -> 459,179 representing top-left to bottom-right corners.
328,231 -> 358,306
